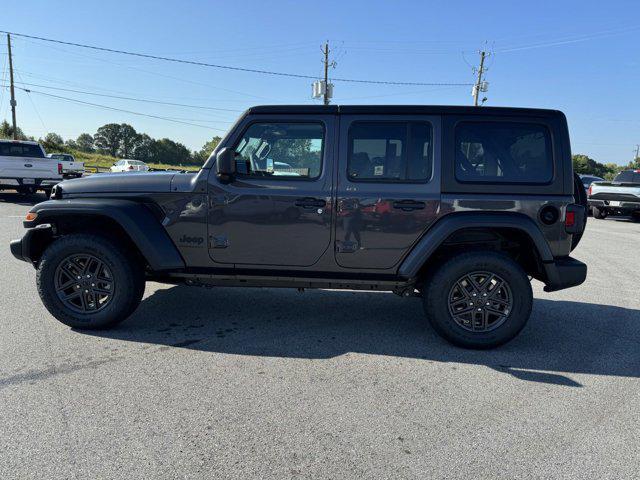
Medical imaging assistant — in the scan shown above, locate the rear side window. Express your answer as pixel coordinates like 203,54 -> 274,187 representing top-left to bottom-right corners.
455,122 -> 553,184
0,143 -> 45,158
348,122 -> 433,182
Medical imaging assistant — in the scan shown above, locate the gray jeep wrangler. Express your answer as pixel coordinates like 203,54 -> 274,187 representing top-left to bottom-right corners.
10,105 -> 588,349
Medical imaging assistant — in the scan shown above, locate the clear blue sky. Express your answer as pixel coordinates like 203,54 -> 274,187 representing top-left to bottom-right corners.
1,0 -> 639,164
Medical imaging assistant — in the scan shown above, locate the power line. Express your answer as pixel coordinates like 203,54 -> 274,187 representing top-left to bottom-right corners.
0,30 -> 473,87
11,79 -> 243,113
3,84 -> 226,131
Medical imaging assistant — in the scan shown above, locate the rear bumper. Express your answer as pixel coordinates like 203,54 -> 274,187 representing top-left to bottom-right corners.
588,198 -> 640,211
0,178 -> 60,189
543,257 -> 587,292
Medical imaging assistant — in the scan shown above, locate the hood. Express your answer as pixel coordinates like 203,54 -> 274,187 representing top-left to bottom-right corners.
58,171 -> 177,194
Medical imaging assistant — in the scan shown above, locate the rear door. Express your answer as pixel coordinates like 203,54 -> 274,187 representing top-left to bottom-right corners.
335,115 -> 441,269
207,114 -> 335,267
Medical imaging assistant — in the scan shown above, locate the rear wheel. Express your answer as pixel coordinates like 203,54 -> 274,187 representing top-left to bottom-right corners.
592,206 -> 607,219
423,251 -> 533,349
36,233 -> 145,329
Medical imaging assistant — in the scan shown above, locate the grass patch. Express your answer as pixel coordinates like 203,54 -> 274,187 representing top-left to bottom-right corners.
62,149 -> 201,172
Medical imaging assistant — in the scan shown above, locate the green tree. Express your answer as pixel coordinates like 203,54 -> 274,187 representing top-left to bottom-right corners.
94,123 -> 122,157
118,123 -> 141,158
40,132 -> 64,150
192,136 -> 222,164
572,154 -> 617,178
132,134 -> 156,162
152,138 -> 191,165
0,120 -> 27,140
76,133 -> 95,152
65,139 -> 78,150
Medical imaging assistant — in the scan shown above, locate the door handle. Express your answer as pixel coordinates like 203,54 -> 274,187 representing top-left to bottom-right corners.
392,200 -> 426,211
295,197 -> 326,209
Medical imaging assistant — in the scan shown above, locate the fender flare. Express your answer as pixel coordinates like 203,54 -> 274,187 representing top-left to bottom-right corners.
398,212 -> 553,279
27,198 -> 185,271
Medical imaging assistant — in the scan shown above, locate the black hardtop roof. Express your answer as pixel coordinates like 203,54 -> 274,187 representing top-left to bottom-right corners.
246,104 -> 564,117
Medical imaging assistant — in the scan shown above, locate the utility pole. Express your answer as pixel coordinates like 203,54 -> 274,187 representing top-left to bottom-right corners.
322,41 -> 330,105
634,144 -> 639,161
7,33 -> 18,139
472,50 -> 489,107
312,41 -> 335,104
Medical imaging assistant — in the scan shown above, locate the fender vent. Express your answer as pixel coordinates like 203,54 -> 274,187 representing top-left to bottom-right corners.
539,205 -> 559,225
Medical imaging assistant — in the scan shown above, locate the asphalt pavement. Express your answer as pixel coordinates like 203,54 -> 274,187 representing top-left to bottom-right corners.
0,191 -> 638,479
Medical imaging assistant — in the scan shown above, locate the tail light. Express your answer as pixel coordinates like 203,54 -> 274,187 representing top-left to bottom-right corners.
128,165 -> 134,170
565,211 -> 576,228
587,185 -> 592,197
564,204 -> 585,234
57,163 -> 63,175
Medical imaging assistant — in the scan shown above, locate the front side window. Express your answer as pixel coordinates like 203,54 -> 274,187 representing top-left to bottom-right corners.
347,122 -> 433,182
234,123 -> 324,179
455,122 -> 553,184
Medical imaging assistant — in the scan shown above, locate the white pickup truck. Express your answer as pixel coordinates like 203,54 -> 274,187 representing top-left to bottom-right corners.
588,169 -> 640,220
0,139 -> 63,196
47,153 -> 84,178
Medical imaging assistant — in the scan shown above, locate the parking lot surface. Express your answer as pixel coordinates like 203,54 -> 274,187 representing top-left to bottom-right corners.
0,192 -> 638,479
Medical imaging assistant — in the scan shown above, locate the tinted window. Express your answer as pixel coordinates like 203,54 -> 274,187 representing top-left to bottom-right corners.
0,143 -> 45,158
234,123 -> 324,179
51,154 -> 73,161
614,171 -> 640,183
455,122 -> 553,183
348,122 -> 432,182
581,176 -> 601,187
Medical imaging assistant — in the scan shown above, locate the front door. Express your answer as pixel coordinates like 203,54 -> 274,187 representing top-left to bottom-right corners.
207,115 -> 335,267
335,115 -> 441,270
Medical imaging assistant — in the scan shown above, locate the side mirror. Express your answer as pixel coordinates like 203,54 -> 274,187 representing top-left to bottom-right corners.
216,147 -> 236,183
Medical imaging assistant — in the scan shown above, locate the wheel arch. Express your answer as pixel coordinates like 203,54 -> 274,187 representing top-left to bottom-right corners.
398,212 -> 553,282
24,199 -> 185,271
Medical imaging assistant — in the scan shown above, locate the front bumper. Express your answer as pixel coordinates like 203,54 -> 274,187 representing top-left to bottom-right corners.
9,224 -> 53,264
543,257 -> 587,292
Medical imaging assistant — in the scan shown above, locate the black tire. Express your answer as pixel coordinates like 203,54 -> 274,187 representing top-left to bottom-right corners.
42,188 -> 52,199
592,207 -> 607,219
571,173 -> 588,250
422,251 -> 533,349
36,233 -> 145,329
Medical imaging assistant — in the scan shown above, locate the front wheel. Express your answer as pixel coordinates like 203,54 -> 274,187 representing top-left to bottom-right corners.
422,252 -> 533,349
36,233 -> 145,329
